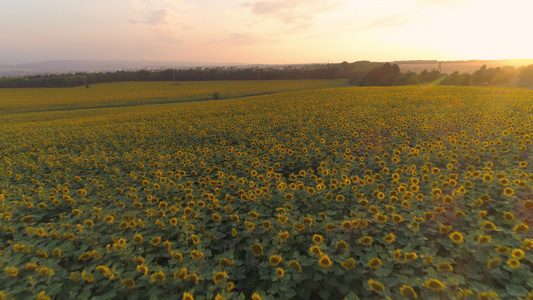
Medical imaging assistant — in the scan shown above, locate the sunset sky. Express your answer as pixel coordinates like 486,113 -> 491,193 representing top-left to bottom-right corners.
1,0 -> 532,65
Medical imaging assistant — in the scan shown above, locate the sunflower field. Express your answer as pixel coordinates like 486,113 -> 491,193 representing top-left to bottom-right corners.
0,84 -> 532,300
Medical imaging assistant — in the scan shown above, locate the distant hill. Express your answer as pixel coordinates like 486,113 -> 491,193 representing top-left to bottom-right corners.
0,60 -> 247,76
2,58 -> 533,78
394,59 -> 533,73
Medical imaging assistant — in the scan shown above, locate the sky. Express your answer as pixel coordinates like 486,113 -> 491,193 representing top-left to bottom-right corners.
1,0 -> 532,65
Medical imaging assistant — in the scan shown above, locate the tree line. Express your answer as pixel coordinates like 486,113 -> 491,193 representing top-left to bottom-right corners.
0,61 -> 380,88
1,61 -> 533,88
352,63 -> 533,87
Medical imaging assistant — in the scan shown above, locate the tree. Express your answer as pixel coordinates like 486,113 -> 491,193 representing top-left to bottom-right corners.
359,63 -> 401,86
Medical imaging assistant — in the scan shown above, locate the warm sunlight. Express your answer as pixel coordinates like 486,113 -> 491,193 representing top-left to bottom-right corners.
1,0 -> 531,64
2,1 -> 533,300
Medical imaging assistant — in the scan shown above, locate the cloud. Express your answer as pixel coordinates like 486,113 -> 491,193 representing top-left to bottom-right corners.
243,0 -> 342,24
351,13 -> 415,32
129,8 -> 174,26
418,0 -> 476,7
205,33 -> 277,45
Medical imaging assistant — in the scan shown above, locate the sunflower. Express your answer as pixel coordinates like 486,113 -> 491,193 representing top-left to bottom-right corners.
483,174 -> 493,183
262,221 -> 272,231
503,187 -> 514,196
443,196 -> 454,205
437,262 -> 453,272
213,271 -> 228,284
359,236 -> 373,246
307,187 -> 316,195
392,214 -> 404,223
227,281 -> 235,291
383,233 -> 396,244
318,255 -> 332,268
133,234 -> 143,244
524,200 -> 533,210
182,292 -> 194,300
212,213 -> 222,222
368,257 -> 383,270
341,220 -> 352,230
25,263 -> 38,271
165,217 -> 177,226
453,211 -> 465,219
132,257 -> 144,266
269,255 -> 282,266
136,265 -> 148,275
404,252 -> 418,262
335,240 -> 348,251
276,268 -> 284,278
309,245 -> 323,257
251,293 -> 262,300
486,257 -> 501,269
425,279 -> 445,291
368,279 -> 385,292
150,271 -> 166,282
288,260 -> 302,272
171,251 -> 183,262
439,225 -> 452,234
507,259 -> 520,269
495,245 -> 511,254
219,258 -> 235,268
121,278 -> 135,289
312,234 -> 324,244
186,273 -> 199,285
513,223 -> 529,233
214,294 -> 224,300
191,250 -> 204,259
325,224 -> 338,231
400,285 -> 418,299
340,258 -> 356,270
477,235 -> 492,244
191,235 -> 200,245
78,252 -> 93,261
511,249 -> 525,260
482,221 -> 497,231
250,243 -> 263,257
522,239 -> 533,250
375,213 -> 388,223
174,268 -> 188,279
394,249 -> 402,261
4,266 -> 19,277
150,237 -> 161,246
449,231 -> 464,244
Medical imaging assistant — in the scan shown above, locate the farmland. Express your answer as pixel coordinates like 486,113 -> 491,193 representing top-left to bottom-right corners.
0,82 -> 532,300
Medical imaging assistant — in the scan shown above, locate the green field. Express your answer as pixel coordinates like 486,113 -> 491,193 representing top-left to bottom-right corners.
0,82 -> 532,300
0,80 -> 346,115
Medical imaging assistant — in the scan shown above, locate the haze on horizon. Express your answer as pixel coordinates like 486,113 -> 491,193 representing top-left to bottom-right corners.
1,0 -> 532,66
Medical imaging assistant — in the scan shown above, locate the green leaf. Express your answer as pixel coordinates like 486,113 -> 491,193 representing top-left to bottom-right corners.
344,291 -> 360,300
48,283 -> 63,295
319,288 -> 330,300
506,283 -> 528,297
